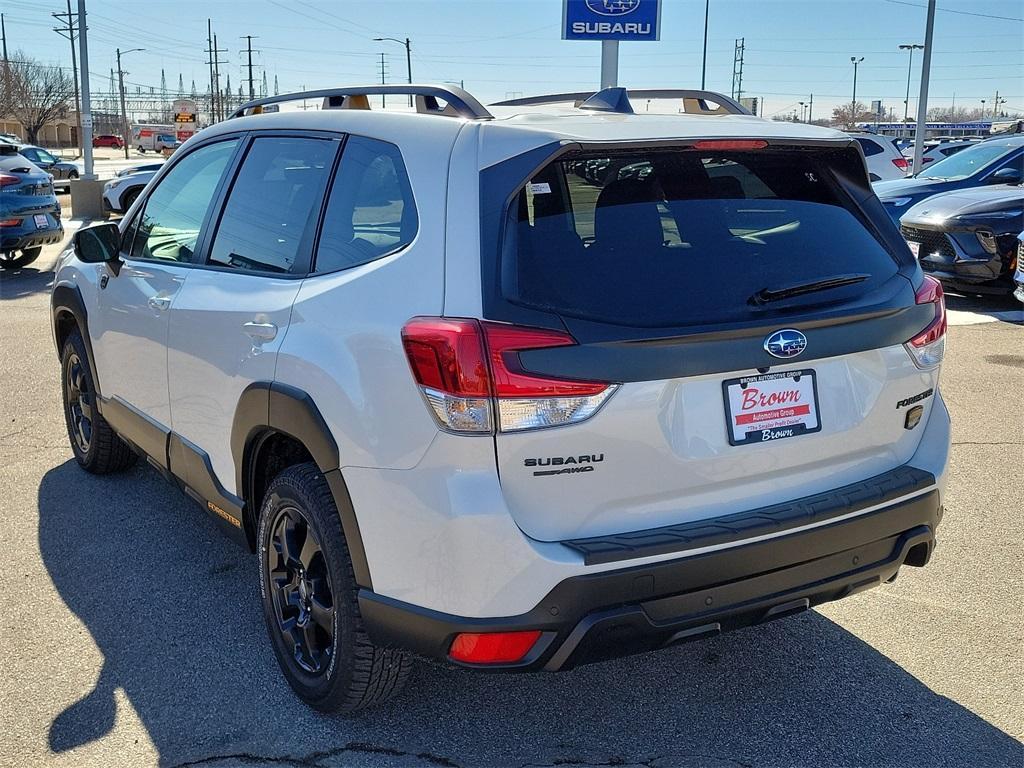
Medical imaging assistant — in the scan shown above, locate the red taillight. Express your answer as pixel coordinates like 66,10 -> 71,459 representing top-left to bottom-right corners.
449,630 -> 542,664
0,218 -> 21,227
906,276 -> 946,369
401,318 -> 490,397
482,322 -> 607,397
0,173 -> 21,187
692,139 -> 768,151
892,157 -> 909,171
401,317 -> 616,433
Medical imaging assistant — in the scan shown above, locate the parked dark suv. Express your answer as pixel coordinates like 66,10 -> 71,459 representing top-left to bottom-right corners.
0,145 -> 62,269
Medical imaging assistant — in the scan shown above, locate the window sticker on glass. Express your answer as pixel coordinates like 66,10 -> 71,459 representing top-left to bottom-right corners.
527,182 -> 551,194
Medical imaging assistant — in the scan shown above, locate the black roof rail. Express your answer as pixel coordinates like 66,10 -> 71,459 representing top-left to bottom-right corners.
491,88 -> 751,116
230,84 -> 493,121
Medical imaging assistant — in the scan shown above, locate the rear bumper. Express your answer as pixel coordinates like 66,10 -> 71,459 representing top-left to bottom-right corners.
360,480 -> 941,671
2,224 -> 64,252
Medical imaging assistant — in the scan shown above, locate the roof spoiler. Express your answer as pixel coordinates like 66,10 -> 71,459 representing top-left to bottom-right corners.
230,84 -> 494,121
491,88 -> 751,116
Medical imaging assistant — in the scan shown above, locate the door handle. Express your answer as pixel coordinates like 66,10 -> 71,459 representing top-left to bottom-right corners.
147,295 -> 171,311
243,321 -> 278,341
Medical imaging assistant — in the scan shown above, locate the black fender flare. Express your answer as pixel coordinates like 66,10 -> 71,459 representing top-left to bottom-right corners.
51,284 -> 103,397
231,382 -> 371,587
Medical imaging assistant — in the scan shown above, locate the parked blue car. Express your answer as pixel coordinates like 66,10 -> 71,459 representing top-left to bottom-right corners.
0,145 -> 63,269
875,135 -> 1024,223
1014,232 -> 1024,304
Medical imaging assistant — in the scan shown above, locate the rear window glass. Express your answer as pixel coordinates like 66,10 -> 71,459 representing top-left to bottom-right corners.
854,137 -> 883,157
501,149 -> 900,327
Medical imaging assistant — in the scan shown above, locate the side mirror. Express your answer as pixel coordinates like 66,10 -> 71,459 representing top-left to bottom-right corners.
988,167 -> 1022,185
74,223 -> 122,270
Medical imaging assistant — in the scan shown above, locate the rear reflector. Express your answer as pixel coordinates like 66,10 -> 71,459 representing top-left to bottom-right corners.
402,317 -> 616,434
692,139 -> 768,151
449,630 -> 542,664
892,157 -> 909,171
905,276 -> 946,369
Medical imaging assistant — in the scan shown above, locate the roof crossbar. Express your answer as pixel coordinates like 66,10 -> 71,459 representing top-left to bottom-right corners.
230,84 -> 493,120
491,88 -> 751,116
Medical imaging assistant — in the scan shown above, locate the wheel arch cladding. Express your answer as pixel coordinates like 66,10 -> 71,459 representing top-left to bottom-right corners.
231,381 -> 372,587
51,284 -> 102,397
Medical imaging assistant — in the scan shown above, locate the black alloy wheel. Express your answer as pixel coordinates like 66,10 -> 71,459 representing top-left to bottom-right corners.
267,505 -> 335,675
64,351 -> 93,454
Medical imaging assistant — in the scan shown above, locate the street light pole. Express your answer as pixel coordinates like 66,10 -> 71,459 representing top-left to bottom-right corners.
850,56 -> 864,128
76,0 -> 95,180
700,0 -> 710,89
899,44 -> 923,139
374,36 -> 413,107
117,47 -> 144,159
912,0 -> 936,174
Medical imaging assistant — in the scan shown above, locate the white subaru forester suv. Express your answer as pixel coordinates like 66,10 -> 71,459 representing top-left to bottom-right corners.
51,85 -> 951,713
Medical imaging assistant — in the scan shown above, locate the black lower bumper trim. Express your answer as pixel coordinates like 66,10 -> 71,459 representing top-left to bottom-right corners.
359,483 -> 940,672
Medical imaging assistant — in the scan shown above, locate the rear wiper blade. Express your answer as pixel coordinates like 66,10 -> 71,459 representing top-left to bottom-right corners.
750,273 -> 870,305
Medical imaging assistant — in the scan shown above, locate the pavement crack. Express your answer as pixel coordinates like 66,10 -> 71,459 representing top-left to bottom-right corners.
171,742 -> 461,768
952,440 -> 1023,445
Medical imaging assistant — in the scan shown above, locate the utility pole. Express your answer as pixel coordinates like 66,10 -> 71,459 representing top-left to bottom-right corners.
213,34 -> 222,121
373,36 -> 413,106
850,56 -> 864,127
117,48 -> 129,159
241,35 -> 258,101
700,0 -> 710,90
53,0 -> 83,157
75,0 -> 95,180
378,52 -> 387,108
206,19 -> 216,123
993,90 -> 1004,120
912,0 -> 936,173
808,93 -> 813,123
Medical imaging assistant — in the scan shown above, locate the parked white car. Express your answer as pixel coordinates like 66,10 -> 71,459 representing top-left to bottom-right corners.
848,132 -> 909,180
102,169 -> 157,213
52,85 -> 950,713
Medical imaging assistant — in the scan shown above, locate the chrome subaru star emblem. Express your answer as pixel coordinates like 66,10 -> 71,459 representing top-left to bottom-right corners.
764,329 -> 808,359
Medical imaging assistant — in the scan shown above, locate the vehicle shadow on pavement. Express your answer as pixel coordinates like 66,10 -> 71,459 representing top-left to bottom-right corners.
38,460 -> 1023,768
0,265 -> 54,301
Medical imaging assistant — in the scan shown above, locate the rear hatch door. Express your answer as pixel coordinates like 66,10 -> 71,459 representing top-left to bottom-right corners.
484,141 -> 939,542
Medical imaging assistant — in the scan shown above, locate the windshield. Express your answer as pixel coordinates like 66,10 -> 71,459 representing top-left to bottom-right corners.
158,134 -> 176,142
919,141 -> 1015,180
501,148 -> 902,327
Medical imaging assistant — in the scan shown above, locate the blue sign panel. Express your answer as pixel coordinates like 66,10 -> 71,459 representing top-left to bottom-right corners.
562,0 -> 661,41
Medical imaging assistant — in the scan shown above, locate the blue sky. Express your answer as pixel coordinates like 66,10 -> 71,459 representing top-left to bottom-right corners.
5,0 -> 1022,120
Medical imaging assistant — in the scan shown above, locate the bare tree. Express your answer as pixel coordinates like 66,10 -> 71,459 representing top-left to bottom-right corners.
830,101 -> 877,127
4,52 -> 75,145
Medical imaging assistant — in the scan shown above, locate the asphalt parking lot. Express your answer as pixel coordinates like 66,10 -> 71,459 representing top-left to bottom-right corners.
0,232 -> 1021,768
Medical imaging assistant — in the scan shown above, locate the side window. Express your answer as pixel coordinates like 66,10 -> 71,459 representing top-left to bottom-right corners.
207,136 -> 336,274
130,139 -> 239,263
854,137 -> 883,157
314,136 -> 417,273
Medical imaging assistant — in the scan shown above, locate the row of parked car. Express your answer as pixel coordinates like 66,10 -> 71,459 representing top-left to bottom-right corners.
872,134 -> 1023,300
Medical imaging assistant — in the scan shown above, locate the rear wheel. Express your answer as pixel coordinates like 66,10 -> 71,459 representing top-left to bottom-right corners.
60,329 -> 137,473
258,462 -> 411,713
0,246 -> 41,269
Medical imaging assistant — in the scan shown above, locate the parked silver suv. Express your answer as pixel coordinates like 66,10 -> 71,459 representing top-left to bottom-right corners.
51,85 -> 950,713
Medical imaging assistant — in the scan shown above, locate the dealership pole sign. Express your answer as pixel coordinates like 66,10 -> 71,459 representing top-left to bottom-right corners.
563,1 -> 661,89
562,0 -> 662,42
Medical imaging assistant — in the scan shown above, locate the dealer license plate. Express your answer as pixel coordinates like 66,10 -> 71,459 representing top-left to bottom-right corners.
34,214 -> 50,229
723,369 -> 821,446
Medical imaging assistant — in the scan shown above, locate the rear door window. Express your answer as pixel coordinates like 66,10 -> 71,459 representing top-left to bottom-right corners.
207,136 -> 336,274
502,148 -> 902,327
314,136 -> 417,273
